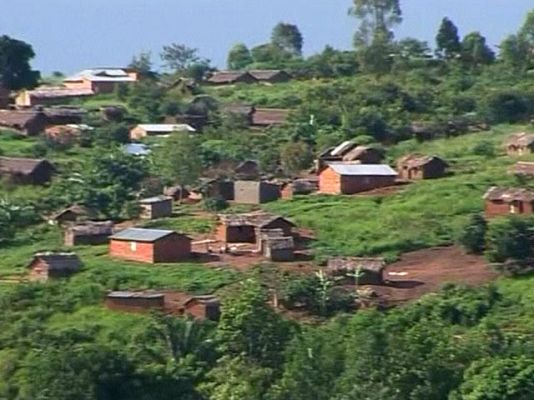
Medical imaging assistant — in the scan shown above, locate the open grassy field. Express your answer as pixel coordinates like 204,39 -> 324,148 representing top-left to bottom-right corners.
266,124 -> 529,260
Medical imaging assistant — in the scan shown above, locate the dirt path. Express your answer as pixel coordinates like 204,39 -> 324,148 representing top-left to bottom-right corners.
367,246 -> 499,305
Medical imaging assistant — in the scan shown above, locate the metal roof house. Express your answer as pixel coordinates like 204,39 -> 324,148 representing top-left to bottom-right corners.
27,252 -> 82,281
109,228 -> 192,263
130,124 -> 196,140
319,163 -> 398,195
139,195 -> 173,219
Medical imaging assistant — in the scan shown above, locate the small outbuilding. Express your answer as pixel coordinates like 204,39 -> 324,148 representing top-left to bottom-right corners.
396,154 -> 449,180
139,196 -> 173,219
248,70 -> 292,84
207,71 -> 258,85
280,179 -> 318,200
319,163 -> 398,195
234,180 -> 281,204
0,157 -> 55,185
130,124 -> 196,140
27,252 -> 82,281
505,132 -> 534,156
483,186 -> 534,218
342,146 -> 384,164
105,291 -> 165,313
261,234 -> 295,262
0,110 -> 48,136
326,257 -> 386,285
178,295 -> 221,321
234,160 -> 260,179
64,221 -> 114,246
50,204 -> 98,225
217,213 -> 295,243
511,161 -> 534,177
109,228 -> 192,263
164,185 -> 190,202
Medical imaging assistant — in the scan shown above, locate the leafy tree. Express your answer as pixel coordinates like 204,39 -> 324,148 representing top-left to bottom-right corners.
459,213 -> 487,254
349,0 -> 401,75
215,279 -> 292,367
160,43 -> 210,80
0,35 -> 40,90
499,34 -> 529,70
436,17 -> 461,59
251,43 -> 291,65
461,32 -> 495,68
280,141 -> 313,176
271,22 -> 304,56
453,356 -> 534,400
152,133 -> 202,191
128,51 -> 154,78
518,10 -> 534,68
227,43 -> 253,70
349,0 -> 402,47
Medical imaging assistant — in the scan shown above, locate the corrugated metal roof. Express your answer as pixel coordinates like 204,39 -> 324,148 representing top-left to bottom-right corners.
110,228 -> 175,242
65,68 -> 135,82
136,124 -> 196,133
122,143 -> 151,156
328,163 -> 398,176
107,291 -> 164,299
331,141 -> 355,157
139,195 -> 172,204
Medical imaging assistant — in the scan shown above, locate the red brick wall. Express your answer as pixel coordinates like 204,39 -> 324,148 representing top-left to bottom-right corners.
109,239 -> 154,263
485,199 -> 534,218
217,225 -> 257,243
105,296 -> 164,312
319,167 -> 342,194
29,260 -> 49,281
340,175 -> 395,194
153,235 -> 191,262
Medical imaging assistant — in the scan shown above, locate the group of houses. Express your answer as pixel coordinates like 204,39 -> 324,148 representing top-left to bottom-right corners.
206,69 -> 292,85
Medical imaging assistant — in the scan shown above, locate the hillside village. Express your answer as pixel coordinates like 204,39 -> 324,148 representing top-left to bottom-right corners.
1,2 -> 534,399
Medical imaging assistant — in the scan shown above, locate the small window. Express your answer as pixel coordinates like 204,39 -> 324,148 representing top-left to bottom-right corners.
130,241 -> 137,252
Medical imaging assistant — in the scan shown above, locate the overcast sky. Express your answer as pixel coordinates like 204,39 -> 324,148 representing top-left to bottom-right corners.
0,0 -> 532,74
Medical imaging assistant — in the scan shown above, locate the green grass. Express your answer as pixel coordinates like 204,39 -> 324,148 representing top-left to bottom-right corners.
266,124 -> 528,260
0,131 -> 39,156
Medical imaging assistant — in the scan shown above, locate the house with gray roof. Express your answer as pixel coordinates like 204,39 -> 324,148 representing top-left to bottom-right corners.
319,163 -> 397,194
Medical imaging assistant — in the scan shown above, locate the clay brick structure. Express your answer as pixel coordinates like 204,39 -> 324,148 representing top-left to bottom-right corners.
164,185 -> 190,202
505,132 -> 534,156
206,71 -> 258,85
16,87 -> 94,107
27,252 -> 82,282
63,68 -> 138,94
217,213 -> 295,244
64,221 -> 114,246
319,163 -> 397,195
109,228 -> 192,263
50,204 -> 98,225
261,233 -> 295,262
484,187 -> 534,218
326,257 -> 386,285
234,180 -> 281,204
0,157 -> 55,185
0,109 -> 48,136
139,196 -> 173,219
105,291 -> 165,313
129,124 -> 196,140
396,154 -> 449,180
280,179 -> 318,200
177,295 -> 221,321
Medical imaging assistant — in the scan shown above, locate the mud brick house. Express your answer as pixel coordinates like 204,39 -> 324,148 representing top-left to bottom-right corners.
109,228 -> 192,263
50,204 -> 98,225
396,154 -> 449,180
319,163 -> 397,195
105,291 -> 165,313
206,71 -> 258,85
44,125 -> 86,146
315,142 -> 384,172
248,70 -> 292,84
27,252 -> 82,282
64,221 -> 114,246
505,132 -> 534,156
0,157 -> 54,185
484,187 -> 534,218
63,68 -> 138,94
43,107 -> 86,125
164,185 -> 190,202
280,179 -> 318,200
192,178 -> 235,201
261,234 -> 295,262
15,87 -> 94,107
251,108 -> 289,128
327,257 -> 386,285
0,109 -> 47,135
139,196 -> 173,219
217,213 -> 295,243
511,162 -> 534,177
178,295 -> 221,321
234,180 -> 281,204
130,124 -> 196,140
234,160 -> 260,179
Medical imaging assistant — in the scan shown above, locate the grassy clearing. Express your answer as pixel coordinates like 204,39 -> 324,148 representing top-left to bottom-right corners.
266,125 -> 527,260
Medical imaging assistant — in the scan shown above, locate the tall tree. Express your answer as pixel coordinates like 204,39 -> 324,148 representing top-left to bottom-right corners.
349,0 -> 402,74
436,17 -> 461,59
152,133 -> 202,189
461,32 -> 495,68
160,43 -> 211,80
227,43 -> 253,70
128,51 -> 154,78
0,35 -> 40,90
271,22 -> 304,56
499,34 -> 529,70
